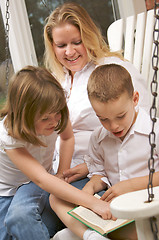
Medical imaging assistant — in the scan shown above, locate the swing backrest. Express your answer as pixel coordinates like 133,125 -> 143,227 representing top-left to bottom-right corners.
107,9 -> 155,93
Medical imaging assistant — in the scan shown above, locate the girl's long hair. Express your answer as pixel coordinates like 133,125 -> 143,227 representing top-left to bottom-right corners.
0,66 -> 69,146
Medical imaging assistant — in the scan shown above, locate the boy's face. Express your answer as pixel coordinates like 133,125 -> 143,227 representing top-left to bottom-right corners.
91,91 -> 139,141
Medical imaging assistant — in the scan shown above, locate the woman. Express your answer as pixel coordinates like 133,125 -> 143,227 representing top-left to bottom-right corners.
44,2 -> 149,186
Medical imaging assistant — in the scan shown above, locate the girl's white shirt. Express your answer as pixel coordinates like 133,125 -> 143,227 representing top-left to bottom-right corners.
0,118 -> 58,196
85,107 -> 159,187
55,57 -> 150,168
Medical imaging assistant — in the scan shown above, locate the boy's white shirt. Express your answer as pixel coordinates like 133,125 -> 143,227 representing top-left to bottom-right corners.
85,107 -> 159,188
0,117 -> 58,196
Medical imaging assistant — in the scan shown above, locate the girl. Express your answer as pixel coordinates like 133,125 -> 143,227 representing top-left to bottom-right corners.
0,66 -> 110,240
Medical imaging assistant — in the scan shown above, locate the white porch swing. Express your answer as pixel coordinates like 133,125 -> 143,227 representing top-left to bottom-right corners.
2,0 -> 159,239
109,2 -> 159,239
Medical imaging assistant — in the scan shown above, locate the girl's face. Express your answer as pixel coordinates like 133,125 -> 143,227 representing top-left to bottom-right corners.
35,112 -> 61,136
52,23 -> 89,77
91,91 -> 139,141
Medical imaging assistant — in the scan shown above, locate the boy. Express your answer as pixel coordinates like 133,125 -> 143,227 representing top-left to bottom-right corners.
52,64 -> 159,240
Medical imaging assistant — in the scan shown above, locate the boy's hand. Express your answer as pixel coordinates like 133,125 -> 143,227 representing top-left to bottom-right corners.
63,163 -> 89,183
101,180 -> 133,202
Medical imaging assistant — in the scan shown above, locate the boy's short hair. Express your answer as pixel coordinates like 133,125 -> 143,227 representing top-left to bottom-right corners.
0,66 -> 69,146
87,64 -> 134,102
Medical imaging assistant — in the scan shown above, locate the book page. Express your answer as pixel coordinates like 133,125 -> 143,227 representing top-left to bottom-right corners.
71,206 -> 127,233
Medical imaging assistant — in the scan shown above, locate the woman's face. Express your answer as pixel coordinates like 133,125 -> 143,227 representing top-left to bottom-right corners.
52,23 -> 89,76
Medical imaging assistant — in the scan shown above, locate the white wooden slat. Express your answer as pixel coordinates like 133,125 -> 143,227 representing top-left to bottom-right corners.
133,12 -> 146,72
107,9 -> 157,113
142,10 -> 155,85
107,9 -> 155,94
124,15 -> 136,62
107,18 -> 124,52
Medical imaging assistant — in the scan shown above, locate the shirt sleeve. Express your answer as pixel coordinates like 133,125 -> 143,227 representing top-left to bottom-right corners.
0,124 -> 25,152
85,128 -> 107,179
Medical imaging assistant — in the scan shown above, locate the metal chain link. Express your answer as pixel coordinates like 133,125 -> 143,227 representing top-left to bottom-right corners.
5,0 -> 10,91
148,1 -> 159,239
148,0 -> 159,203
150,216 -> 158,240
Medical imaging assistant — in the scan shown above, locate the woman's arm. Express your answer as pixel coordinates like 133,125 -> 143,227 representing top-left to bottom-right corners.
6,147 -> 112,219
63,163 -> 89,183
56,119 -> 75,177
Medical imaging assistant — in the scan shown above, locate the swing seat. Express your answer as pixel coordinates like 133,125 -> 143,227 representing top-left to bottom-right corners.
107,9 -> 155,98
110,186 -> 159,240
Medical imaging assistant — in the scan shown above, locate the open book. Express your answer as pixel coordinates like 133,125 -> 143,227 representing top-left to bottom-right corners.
68,194 -> 134,236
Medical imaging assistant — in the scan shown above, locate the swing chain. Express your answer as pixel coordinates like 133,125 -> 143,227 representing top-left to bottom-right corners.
5,0 -> 10,90
148,1 -> 159,239
150,217 -> 158,240
148,1 -> 159,203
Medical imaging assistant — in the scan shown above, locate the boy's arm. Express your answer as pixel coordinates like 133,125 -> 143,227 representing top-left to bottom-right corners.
101,172 -> 159,202
82,175 -> 107,195
56,119 -> 75,179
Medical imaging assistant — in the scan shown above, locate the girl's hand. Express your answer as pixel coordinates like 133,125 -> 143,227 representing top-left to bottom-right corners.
92,198 -> 116,220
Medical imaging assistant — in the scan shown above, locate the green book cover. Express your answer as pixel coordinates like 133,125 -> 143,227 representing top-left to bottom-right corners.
68,203 -> 134,236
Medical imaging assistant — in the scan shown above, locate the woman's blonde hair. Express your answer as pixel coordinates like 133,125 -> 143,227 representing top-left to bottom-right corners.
0,66 -> 69,146
44,2 -> 122,82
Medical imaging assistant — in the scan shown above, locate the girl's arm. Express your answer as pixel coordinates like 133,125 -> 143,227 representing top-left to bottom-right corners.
5,147 -> 112,219
101,172 -> 159,202
56,119 -> 74,177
